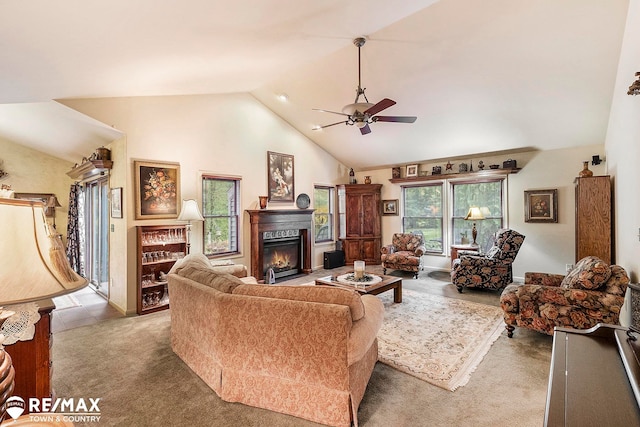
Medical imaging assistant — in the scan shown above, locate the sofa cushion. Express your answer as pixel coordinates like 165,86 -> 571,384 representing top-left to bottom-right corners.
232,284 -> 366,321
603,265 -> 630,296
177,264 -> 245,293
561,256 -> 611,290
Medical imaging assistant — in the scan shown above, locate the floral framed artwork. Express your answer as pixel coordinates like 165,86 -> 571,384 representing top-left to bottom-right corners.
382,199 -> 399,216
267,151 -> 294,202
406,164 -> 418,178
134,160 -> 180,219
110,187 -> 123,219
524,189 -> 558,223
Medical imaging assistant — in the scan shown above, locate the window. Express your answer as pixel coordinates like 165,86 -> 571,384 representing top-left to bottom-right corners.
314,185 -> 334,243
451,179 -> 504,250
402,183 -> 443,253
201,175 -> 241,257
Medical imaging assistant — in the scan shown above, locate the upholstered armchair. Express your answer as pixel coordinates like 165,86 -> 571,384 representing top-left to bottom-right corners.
500,256 -> 629,337
451,229 -> 525,292
381,233 -> 426,278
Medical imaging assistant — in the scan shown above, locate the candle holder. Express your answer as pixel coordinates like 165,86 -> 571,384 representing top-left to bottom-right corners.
354,260 -> 365,280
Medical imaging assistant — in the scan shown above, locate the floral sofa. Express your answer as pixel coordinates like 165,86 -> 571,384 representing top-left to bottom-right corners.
451,229 -> 525,292
500,256 -> 629,337
381,233 -> 426,278
168,254 -> 384,427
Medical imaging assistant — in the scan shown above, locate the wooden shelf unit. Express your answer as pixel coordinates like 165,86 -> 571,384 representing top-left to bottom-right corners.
389,167 -> 520,184
136,224 -> 187,315
337,184 -> 382,265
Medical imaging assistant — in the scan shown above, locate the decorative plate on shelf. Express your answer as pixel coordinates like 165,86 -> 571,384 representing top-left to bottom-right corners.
296,193 -> 310,209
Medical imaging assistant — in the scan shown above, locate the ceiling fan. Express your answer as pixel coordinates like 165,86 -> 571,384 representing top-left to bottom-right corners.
313,37 -> 417,135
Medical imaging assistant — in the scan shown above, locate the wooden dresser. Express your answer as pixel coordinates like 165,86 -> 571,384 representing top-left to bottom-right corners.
575,175 -> 613,263
5,299 -> 55,404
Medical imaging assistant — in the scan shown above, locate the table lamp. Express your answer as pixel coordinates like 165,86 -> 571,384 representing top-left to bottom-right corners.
464,206 -> 485,247
0,198 -> 88,420
177,199 -> 204,254
46,196 -> 62,228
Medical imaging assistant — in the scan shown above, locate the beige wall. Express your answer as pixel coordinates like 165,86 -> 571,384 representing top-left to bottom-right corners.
605,0 -> 640,326
355,144 -> 607,279
62,93 -> 348,314
0,137 -> 74,235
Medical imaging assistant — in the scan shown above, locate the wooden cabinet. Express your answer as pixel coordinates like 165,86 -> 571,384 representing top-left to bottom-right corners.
137,225 -> 187,315
337,184 -> 382,264
5,300 -> 54,407
575,176 -> 613,264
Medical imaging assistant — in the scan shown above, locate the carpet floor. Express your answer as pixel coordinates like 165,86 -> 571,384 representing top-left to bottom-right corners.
52,267 -> 553,427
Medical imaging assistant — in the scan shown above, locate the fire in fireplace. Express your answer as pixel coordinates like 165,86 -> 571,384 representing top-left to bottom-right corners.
263,230 -> 301,280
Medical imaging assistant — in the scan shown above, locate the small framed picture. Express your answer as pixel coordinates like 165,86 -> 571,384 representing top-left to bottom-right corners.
110,187 -> 123,219
382,199 -> 399,216
406,164 -> 418,178
524,189 -> 558,223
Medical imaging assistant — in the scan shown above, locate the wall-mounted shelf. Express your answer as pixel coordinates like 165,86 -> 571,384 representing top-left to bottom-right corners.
66,160 -> 113,180
389,167 -> 520,184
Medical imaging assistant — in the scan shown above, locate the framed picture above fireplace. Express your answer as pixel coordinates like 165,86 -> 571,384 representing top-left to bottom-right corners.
267,151 -> 295,202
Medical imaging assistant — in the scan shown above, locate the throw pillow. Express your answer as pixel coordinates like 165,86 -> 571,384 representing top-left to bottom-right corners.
168,253 -> 211,274
177,264 -> 244,293
561,256 -> 611,290
233,284 -> 365,321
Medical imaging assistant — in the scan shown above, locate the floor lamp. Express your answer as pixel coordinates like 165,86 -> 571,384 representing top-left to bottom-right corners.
177,199 -> 204,254
464,206 -> 485,247
0,198 -> 88,421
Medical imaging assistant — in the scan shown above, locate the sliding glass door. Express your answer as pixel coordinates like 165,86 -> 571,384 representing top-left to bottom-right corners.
83,177 -> 109,298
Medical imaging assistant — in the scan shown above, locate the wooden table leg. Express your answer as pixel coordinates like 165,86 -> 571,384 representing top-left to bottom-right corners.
394,282 -> 402,303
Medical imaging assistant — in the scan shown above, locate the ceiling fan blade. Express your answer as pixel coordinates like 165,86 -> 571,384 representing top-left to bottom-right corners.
359,123 -> 371,135
314,120 -> 347,130
312,108 -> 350,117
364,98 -> 396,116
374,115 -> 417,123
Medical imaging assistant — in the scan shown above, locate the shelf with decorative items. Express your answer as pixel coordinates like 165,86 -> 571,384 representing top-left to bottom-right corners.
389,167 -> 520,184
136,224 -> 187,315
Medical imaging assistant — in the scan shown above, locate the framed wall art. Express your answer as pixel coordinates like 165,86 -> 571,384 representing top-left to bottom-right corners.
406,164 -> 418,178
267,151 -> 294,202
110,187 -> 123,219
134,160 -> 180,220
382,199 -> 399,216
524,189 -> 558,223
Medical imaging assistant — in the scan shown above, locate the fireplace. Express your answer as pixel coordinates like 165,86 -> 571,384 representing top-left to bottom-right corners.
247,209 -> 314,282
263,230 -> 301,279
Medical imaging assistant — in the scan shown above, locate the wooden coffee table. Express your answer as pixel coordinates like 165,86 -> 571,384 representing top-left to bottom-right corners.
315,273 -> 402,303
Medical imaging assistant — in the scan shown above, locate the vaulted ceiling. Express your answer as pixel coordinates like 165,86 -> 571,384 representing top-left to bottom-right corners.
0,0 -> 630,170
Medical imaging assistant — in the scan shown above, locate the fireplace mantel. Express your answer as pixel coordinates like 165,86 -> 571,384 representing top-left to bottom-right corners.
246,209 -> 314,281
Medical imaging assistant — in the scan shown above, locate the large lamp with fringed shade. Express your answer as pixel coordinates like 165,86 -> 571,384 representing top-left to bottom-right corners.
0,198 -> 88,420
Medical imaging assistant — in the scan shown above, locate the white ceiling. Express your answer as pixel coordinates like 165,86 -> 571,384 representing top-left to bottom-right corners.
0,0 -> 630,169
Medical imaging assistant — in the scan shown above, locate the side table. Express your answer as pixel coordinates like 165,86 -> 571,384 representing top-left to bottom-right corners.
450,244 -> 480,267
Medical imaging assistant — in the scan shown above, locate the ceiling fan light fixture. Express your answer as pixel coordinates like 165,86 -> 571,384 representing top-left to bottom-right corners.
342,102 -> 373,115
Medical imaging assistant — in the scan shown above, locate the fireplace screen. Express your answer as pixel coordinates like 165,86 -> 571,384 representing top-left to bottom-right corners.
263,237 -> 301,280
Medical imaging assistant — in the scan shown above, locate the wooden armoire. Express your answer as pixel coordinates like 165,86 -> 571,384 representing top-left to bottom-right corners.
337,184 -> 382,264
575,175 -> 613,264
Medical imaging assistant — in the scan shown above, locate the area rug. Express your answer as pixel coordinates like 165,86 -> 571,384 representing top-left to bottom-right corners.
52,293 -> 82,310
376,289 -> 504,391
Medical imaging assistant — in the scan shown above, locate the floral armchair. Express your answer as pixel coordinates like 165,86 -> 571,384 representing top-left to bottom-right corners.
381,233 -> 426,278
451,229 -> 525,292
500,256 -> 629,337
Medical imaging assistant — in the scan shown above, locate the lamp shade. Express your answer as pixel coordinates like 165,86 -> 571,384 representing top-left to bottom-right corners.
0,199 -> 88,305
177,199 -> 204,222
464,207 -> 485,221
